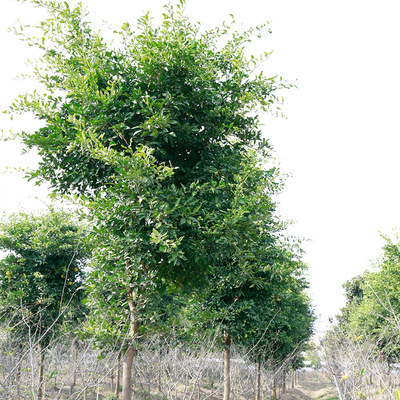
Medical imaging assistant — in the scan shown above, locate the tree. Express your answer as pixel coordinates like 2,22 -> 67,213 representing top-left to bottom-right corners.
9,1 -> 292,398
0,207 -> 89,399
340,232 -> 400,364
181,152 -> 314,400
261,269 -> 314,397
186,245 -> 313,400
337,275 -> 365,326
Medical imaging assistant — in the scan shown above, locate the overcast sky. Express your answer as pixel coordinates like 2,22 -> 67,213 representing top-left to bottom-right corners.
1,0 -> 400,333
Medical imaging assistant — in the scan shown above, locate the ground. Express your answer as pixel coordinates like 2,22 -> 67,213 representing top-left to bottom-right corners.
282,376 -> 338,400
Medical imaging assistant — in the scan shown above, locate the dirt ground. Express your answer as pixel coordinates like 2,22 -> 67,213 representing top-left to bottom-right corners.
281,378 -> 338,400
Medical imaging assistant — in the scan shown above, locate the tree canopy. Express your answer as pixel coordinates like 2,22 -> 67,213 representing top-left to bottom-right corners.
0,207 -> 89,346
336,231 -> 400,362
8,0 -> 293,292
10,0 -> 287,195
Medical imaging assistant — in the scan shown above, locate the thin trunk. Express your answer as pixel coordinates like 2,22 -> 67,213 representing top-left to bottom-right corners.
37,348 -> 45,400
197,379 -> 201,400
282,369 -> 286,394
15,357 -> 22,399
157,374 -> 162,393
157,346 -> 161,392
272,374 -> 277,399
223,333 -> 231,400
291,370 -> 295,389
323,344 -> 345,400
122,287 -> 139,400
70,337 -> 78,396
332,373 -> 345,400
255,359 -> 261,400
115,351 -> 121,398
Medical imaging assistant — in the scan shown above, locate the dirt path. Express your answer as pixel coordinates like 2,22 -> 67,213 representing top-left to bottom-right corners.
281,379 -> 338,400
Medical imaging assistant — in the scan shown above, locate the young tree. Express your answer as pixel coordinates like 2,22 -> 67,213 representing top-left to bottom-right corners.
329,230 -> 400,400
260,270 -> 314,397
338,232 -> 400,364
9,1 -> 292,398
0,207 -> 89,399
182,152 -> 314,400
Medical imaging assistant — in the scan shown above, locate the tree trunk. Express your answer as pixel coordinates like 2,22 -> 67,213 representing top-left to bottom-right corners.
115,350 -> 121,398
282,369 -> 286,394
255,359 -> 261,400
223,333 -> 231,400
272,374 -> 277,399
332,373 -> 345,400
70,337 -> 78,396
16,356 -> 22,398
122,288 -> 139,400
291,370 -> 295,389
37,348 -> 45,400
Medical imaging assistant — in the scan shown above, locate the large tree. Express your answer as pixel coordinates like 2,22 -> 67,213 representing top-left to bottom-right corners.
9,1 -> 292,398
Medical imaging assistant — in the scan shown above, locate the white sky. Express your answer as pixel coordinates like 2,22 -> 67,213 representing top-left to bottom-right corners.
1,0 -> 400,332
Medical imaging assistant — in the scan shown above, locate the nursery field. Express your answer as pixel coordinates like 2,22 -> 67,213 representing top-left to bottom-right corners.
3,1 -> 400,400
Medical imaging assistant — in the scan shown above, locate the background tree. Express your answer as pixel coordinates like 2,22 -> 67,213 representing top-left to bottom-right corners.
337,275 -> 365,326
181,151 -> 314,400
0,207 -> 89,399
338,232 -> 400,364
323,230 -> 400,400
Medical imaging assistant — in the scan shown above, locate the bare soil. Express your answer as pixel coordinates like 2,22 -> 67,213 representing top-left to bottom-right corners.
282,378 -> 338,400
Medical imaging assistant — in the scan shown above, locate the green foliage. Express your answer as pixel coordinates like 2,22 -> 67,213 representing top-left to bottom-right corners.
7,0 -> 311,366
304,342 -> 321,369
337,230 -> 400,361
0,207 -> 89,345
9,0 -> 289,195
180,152 -> 314,363
343,275 -> 365,305
337,275 -> 365,326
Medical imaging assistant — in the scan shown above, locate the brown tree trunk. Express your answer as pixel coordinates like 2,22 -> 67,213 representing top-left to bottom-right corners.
122,287 -> 139,400
272,374 -> 277,399
255,359 -> 261,400
291,370 -> 295,389
37,348 -> 45,400
282,368 -> 286,394
115,350 -> 122,398
223,333 -> 231,400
